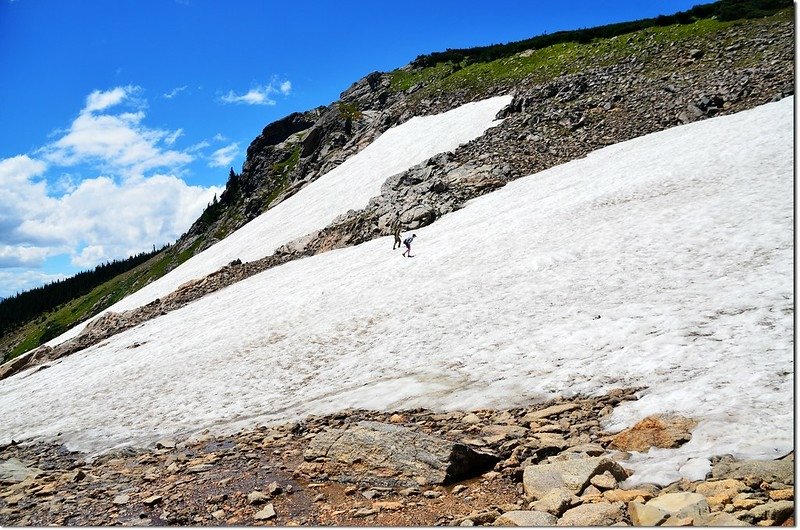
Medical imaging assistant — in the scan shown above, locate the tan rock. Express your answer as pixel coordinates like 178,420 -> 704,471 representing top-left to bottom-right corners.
603,489 -> 655,503
494,510 -> 557,526
590,471 -> 618,490
374,501 -> 403,511
628,500 -> 669,526
647,492 -> 710,522
253,504 -> 276,520
523,457 -> 628,499
732,495 -> 760,510
662,515 -> 695,526
611,415 -> 697,452
696,479 -> 747,497
707,512 -> 750,526
767,488 -> 793,501
557,502 -> 623,526
525,403 -> 580,421
529,487 -> 578,516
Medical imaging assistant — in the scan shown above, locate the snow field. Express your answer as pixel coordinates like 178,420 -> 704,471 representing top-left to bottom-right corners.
45,95 -> 513,346
0,97 -> 792,486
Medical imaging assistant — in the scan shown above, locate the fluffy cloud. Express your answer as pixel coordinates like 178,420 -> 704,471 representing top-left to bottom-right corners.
0,162 -> 223,272
220,78 -> 292,106
0,87 -> 224,297
209,143 -> 239,168
42,86 -> 191,178
0,270 -> 67,298
83,86 -> 131,113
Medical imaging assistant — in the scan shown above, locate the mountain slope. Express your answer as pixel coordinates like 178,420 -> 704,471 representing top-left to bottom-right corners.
42,96 -> 511,347
0,96 -> 791,486
1,4 -> 792,362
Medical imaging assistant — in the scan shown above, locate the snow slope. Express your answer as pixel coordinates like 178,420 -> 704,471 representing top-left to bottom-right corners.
1,97 -> 792,486
45,95 -> 513,346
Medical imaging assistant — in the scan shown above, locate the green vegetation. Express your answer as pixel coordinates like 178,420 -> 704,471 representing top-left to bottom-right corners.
2,238 -> 206,362
0,246 -> 165,338
337,102 -> 362,121
390,4 -> 791,96
410,0 -> 792,68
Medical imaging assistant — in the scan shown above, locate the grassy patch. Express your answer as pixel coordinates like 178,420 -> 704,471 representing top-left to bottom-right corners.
388,11 -> 791,97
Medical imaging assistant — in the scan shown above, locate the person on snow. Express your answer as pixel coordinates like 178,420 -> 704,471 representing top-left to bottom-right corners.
391,215 -> 402,250
402,234 -> 416,257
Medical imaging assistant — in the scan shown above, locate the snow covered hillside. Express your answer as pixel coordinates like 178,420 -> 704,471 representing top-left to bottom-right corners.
45,95 -> 513,347
1,97 -> 792,486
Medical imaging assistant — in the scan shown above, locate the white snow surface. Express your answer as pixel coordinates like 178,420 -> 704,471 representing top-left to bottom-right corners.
1,97 -> 792,487
45,95 -> 513,346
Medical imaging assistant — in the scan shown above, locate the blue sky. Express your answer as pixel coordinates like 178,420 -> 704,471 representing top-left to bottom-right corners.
0,0 -> 701,298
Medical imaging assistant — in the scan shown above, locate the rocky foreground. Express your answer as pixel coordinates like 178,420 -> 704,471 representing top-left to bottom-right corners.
0,390 -> 793,526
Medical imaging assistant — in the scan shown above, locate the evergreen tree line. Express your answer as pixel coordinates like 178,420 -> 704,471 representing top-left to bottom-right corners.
0,245 -> 167,337
411,0 -> 793,68
195,168 -> 241,230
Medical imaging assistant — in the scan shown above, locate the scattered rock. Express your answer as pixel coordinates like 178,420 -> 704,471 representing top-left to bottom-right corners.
529,487 -> 577,516
557,502 -> 623,526
0,459 -> 41,484
494,510 -> 557,526
247,491 -> 269,505
646,492 -> 710,523
254,503 -> 276,520
522,457 -> 628,499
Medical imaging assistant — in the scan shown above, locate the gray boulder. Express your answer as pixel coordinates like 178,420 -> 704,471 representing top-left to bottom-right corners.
0,458 -> 42,484
523,457 -> 629,499
711,458 -> 794,485
304,421 -> 498,486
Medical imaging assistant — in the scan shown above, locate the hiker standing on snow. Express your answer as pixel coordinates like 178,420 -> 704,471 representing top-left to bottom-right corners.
402,234 -> 416,257
391,215 -> 402,250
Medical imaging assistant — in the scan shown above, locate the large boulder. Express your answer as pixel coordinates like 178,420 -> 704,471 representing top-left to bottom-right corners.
304,421 -> 498,487
610,414 -> 697,452
522,457 -> 629,499
711,458 -> 794,485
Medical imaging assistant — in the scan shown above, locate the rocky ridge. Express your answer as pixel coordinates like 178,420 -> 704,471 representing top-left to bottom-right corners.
0,391 -> 793,526
2,14 -> 793,380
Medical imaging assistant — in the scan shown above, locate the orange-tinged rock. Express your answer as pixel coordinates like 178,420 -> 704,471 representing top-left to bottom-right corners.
768,488 -> 794,502
611,414 -> 698,452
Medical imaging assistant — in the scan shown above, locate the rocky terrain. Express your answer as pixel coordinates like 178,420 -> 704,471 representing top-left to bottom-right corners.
2,12 -> 793,380
0,9 -> 794,528
0,391 -> 793,526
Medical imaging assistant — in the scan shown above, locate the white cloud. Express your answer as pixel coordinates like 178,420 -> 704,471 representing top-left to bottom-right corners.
82,86 -> 131,114
221,87 -> 276,106
0,86 -> 224,296
164,128 -> 184,146
0,162 -> 223,273
0,270 -> 67,298
220,78 -> 292,106
209,143 -> 239,168
188,140 -> 211,152
163,86 -> 187,99
0,245 -> 60,268
41,86 -> 191,178
212,133 -> 227,142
